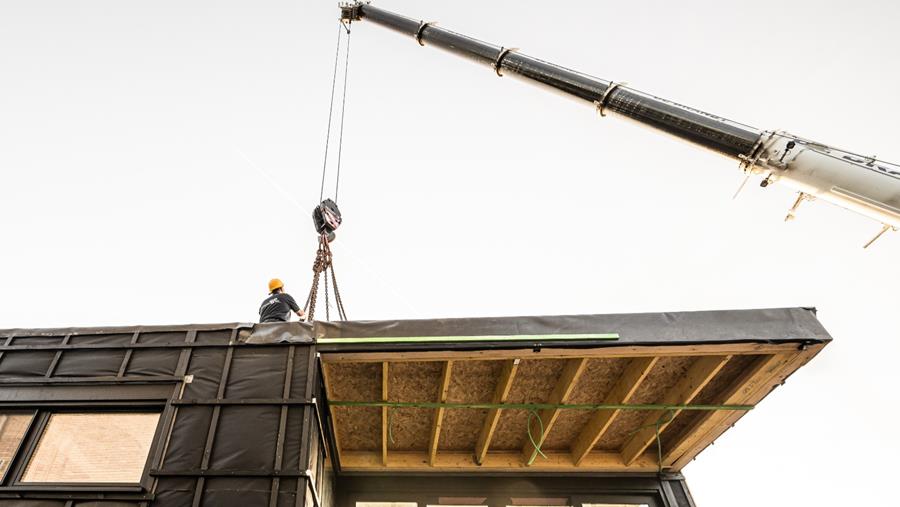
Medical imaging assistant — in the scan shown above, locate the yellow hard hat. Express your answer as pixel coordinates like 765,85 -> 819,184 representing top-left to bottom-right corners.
268,278 -> 284,292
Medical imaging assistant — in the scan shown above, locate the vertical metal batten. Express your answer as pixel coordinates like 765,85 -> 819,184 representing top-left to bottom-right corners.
355,4 -> 762,159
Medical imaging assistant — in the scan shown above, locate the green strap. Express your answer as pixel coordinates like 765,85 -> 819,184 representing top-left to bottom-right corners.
317,333 -> 619,344
526,410 -> 548,466
328,400 -> 754,411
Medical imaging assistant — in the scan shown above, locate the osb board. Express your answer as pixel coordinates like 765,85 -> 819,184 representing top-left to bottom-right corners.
440,360 -> 504,451
387,407 -> 433,451
327,363 -> 382,400
542,357 -> 628,450
387,362 -> 444,450
659,354 -> 761,451
389,362 -> 444,402
333,406 -> 381,451
490,359 -> 566,450
446,360 -> 503,403
438,408 -> 486,451
596,356 -> 695,451
327,363 -> 382,451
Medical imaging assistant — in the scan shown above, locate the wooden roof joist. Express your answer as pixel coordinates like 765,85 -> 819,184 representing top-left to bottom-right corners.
317,308 -> 830,473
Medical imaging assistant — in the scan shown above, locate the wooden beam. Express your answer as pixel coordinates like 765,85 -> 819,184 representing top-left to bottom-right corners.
428,360 -> 454,466
570,357 -> 659,465
381,361 -> 389,466
319,342 -> 805,364
522,358 -> 589,465
619,355 -> 731,466
340,450 -> 660,473
474,358 -> 520,465
660,354 -> 791,467
668,344 -> 824,470
319,363 -> 344,465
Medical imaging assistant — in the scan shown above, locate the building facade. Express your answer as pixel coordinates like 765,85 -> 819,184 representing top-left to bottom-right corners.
0,308 -> 830,506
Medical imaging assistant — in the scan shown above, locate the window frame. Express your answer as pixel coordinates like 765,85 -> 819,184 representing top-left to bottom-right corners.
0,410 -> 37,484
0,403 -> 167,493
337,477 -> 671,507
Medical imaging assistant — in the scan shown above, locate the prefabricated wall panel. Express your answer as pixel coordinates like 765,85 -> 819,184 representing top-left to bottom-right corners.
0,307 -> 831,506
0,324 -> 327,507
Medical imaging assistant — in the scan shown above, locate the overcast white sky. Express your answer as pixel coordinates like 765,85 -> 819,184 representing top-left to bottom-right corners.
1,0 -> 898,504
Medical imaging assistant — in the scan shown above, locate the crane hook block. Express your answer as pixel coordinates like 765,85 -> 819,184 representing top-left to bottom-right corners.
313,199 -> 342,242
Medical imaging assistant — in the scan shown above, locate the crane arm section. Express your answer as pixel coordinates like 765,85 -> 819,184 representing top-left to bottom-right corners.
342,2 -> 900,240
346,3 -> 760,158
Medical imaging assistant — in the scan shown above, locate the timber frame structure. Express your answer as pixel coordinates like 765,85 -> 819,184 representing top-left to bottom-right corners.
0,307 -> 829,507
316,308 -> 828,474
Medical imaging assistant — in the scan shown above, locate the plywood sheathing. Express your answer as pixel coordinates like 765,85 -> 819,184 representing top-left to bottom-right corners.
596,356 -> 694,451
490,359 -> 566,450
659,354 -> 760,452
541,357 -> 627,450
439,360 -> 504,451
327,362 -> 382,451
387,361 -> 443,451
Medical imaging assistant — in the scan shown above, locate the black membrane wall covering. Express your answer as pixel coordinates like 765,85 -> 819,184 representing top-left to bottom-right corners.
0,323 -> 324,507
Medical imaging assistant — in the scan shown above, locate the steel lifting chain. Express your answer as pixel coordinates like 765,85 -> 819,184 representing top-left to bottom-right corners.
303,234 -> 347,322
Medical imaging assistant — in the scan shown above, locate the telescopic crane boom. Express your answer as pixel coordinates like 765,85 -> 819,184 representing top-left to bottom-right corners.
340,2 -> 900,246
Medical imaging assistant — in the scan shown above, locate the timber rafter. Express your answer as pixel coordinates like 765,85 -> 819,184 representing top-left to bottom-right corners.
320,341 -> 826,473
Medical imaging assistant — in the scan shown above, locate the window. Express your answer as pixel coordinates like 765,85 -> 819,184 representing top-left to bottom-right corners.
21,412 -> 160,484
0,412 -> 34,479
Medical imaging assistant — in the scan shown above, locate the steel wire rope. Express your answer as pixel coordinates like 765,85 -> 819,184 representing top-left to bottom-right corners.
318,23 -> 344,203
307,22 -> 353,323
334,23 -> 352,203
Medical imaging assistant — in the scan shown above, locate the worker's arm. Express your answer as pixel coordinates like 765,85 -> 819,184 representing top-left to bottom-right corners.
283,294 -> 306,320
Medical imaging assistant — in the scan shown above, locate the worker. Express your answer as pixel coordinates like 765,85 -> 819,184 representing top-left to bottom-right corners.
259,278 -> 306,323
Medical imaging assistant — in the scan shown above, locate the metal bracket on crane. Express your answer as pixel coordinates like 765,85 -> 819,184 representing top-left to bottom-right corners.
492,47 -> 519,77
733,133 -> 774,199
594,81 -> 626,117
784,192 -> 815,222
415,21 -> 437,46
339,1 -> 364,23
863,224 -> 896,249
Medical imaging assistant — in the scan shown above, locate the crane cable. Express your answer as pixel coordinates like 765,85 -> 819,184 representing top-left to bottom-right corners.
306,21 -> 353,323
318,21 -> 352,204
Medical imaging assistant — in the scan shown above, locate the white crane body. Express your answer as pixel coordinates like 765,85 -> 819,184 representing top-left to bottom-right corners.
744,132 -> 900,230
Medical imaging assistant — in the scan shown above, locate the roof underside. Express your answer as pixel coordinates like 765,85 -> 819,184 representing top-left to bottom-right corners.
316,308 -> 829,473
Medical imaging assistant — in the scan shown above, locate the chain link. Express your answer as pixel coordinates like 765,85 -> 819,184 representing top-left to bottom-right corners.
303,234 -> 347,322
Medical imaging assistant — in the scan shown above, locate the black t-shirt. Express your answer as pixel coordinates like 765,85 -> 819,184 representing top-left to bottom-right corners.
259,292 -> 301,323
